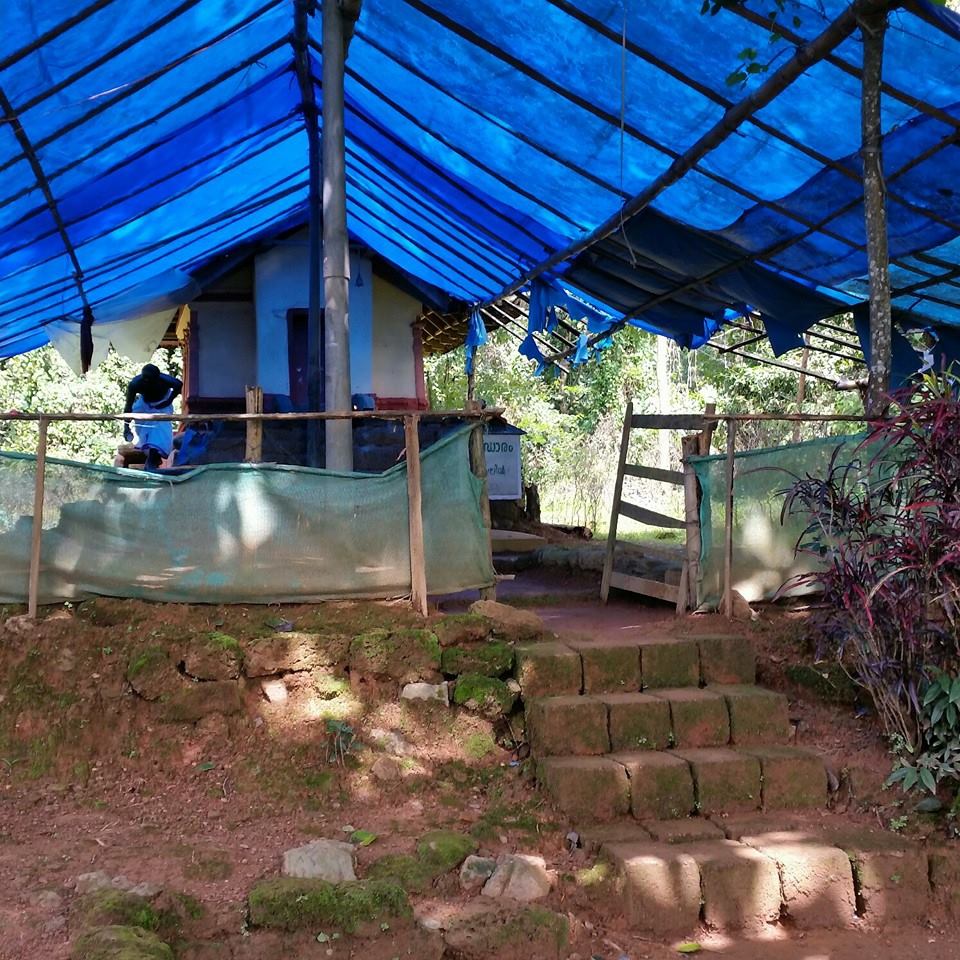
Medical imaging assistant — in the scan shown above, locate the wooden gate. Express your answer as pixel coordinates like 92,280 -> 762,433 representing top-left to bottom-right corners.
600,402 -> 715,613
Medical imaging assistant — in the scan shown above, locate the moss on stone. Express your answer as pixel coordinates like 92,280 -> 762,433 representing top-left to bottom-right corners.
71,925 -> 174,960
76,889 -> 162,932
440,642 -> 514,678
206,631 -> 241,654
365,854 -> 435,892
247,877 -> 410,932
453,674 -> 516,716
432,613 -> 492,647
348,628 -> 440,680
416,830 -> 478,871
785,663 -> 857,705
392,627 -> 441,664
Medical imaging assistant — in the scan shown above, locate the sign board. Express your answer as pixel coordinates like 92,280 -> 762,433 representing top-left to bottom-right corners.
484,431 -> 522,501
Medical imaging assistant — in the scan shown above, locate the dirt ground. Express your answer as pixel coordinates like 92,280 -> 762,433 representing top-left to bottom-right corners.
0,572 -> 955,959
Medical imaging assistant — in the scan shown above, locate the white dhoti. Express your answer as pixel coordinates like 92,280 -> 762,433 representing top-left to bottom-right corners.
133,395 -> 174,456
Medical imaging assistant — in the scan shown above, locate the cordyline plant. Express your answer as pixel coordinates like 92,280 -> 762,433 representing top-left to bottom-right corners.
781,369 -> 960,759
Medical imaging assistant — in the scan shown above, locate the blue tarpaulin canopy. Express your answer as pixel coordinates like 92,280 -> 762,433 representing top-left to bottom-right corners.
0,0 -> 958,366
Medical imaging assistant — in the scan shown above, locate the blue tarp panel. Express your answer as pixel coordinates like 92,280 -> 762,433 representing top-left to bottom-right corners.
0,1 -> 958,362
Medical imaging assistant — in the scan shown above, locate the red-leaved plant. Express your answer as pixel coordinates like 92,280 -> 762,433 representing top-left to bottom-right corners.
782,370 -> 960,756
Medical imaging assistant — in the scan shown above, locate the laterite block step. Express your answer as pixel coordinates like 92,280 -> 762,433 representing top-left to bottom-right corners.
536,757 -> 630,822
525,685 -> 790,756
515,641 -> 582,697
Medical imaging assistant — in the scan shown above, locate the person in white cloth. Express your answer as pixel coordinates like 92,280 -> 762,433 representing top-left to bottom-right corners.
122,364 -> 182,470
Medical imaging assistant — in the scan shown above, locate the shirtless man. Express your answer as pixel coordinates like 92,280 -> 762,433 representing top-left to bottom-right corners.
122,364 -> 182,469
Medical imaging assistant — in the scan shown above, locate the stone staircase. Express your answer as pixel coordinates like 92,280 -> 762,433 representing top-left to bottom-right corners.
516,633 -> 960,936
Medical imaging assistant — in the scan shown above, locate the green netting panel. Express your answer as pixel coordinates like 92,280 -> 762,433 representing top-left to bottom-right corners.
691,433 -> 867,609
0,425 -> 495,604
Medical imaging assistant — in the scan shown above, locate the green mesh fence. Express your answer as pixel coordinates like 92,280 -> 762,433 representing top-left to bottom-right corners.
0,425 -> 495,604
691,433 -> 867,609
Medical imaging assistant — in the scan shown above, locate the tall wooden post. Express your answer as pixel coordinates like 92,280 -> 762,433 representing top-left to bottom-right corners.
860,9 -> 892,417
27,417 -> 49,619
680,433 -> 701,612
404,416 -> 428,617
323,0 -> 353,470
469,422 -> 496,601
722,419 -> 737,619
244,385 -> 263,463
601,400 -> 632,603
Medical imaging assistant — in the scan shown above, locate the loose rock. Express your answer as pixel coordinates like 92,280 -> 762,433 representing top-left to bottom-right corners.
469,600 -> 544,642
401,682 -> 449,705
282,839 -> 357,882
459,856 -> 497,891
260,677 -> 288,704
370,756 -> 403,782
482,854 -> 553,902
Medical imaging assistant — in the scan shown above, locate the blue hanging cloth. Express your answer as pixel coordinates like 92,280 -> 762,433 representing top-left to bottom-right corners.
464,305 -> 488,376
572,331 -> 591,365
519,332 -> 546,376
527,278 -> 612,334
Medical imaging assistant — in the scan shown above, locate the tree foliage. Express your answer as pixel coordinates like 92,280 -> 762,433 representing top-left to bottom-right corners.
0,346 -> 181,464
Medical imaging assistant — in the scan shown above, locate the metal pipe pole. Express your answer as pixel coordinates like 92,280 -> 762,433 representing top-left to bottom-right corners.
323,0 -> 353,469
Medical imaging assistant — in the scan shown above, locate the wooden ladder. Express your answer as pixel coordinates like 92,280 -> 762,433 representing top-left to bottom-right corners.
600,402 -> 715,613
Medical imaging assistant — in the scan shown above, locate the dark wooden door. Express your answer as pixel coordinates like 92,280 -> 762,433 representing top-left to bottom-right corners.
287,309 -> 323,411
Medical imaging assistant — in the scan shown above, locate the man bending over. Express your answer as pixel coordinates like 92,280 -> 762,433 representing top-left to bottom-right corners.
122,364 -> 182,470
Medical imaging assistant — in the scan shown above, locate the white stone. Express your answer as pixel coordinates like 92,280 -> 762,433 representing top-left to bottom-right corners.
29,890 -> 63,912
481,854 -> 552,902
459,855 -> 497,891
400,682 -> 448,705
282,839 -> 356,882
261,677 -> 288,704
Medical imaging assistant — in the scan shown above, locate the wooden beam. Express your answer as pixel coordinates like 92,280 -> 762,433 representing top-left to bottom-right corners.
469,423 -> 496,601
722,420 -> 737,619
601,400 -> 632,603
244,385 -> 263,462
681,433 -> 703,612
630,414 -> 706,430
404,416 -> 428,617
607,570 -> 679,604
619,500 -> 687,530
27,417 -> 49,619
623,463 -> 685,485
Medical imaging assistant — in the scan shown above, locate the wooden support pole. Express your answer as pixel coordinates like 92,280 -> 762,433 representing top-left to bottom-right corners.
469,422 -> 497,601
680,432 -> 701,613
27,416 -> 49,619
244,385 -> 263,462
860,8 -> 892,417
722,419 -> 737,619
404,415 -> 428,617
601,400 -> 632,603
322,0 -> 354,470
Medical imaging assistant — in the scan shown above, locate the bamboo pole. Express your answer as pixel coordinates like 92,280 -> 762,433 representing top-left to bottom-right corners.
404,416 -> 428,617
322,0 -> 353,470
860,8 -> 893,416
601,400 -> 632,604
469,423 -> 496,601
244,385 -> 263,462
722,419 -> 737,619
27,416 -> 49,619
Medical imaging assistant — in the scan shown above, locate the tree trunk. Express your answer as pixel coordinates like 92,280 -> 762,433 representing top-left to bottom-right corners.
860,10 -> 892,417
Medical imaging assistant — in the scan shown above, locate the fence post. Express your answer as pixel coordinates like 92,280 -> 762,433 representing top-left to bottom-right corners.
722,418 -> 737,619
27,416 -> 49,619
404,415 -> 428,617
680,432 -> 701,612
244,385 -> 263,463
469,420 -> 497,601
601,400 -> 633,603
